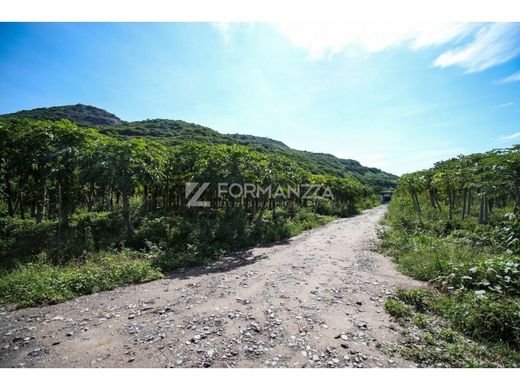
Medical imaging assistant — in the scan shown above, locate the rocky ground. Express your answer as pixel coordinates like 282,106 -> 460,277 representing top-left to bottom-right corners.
0,205 -> 425,368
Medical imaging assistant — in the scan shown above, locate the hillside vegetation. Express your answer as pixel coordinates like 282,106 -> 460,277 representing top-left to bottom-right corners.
2,105 -> 397,190
100,119 -> 396,189
380,146 -> 520,366
0,104 -> 124,126
0,114 -> 385,307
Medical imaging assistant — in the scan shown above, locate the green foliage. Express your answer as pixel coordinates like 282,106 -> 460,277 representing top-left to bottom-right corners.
431,292 -> 520,346
0,218 -> 57,268
2,104 -> 398,189
383,287 -> 520,367
412,312 -> 429,329
397,145 -> 520,229
400,318 -> 520,367
0,104 -> 123,126
100,119 -> 397,189
0,250 -> 162,308
382,236 -> 520,346
379,229 -> 453,281
395,288 -> 434,312
505,212 -> 520,253
436,255 -> 520,295
384,298 -> 413,319
382,144 -> 520,363
72,211 -> 126,249
152,207 -> 335,272
0,116 -> 380,308
0,212 -> 126,269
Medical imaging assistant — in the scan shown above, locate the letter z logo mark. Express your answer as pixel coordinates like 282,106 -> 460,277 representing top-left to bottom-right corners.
186,182 -> 211,207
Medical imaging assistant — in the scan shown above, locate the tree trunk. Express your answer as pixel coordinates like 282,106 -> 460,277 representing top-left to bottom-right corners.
142,185 -> 148,215
447,188 -> 455,221
58,184 -> 70,229
108,187 -> 114,211
35,185 -> 47,223
478,194 -> 488,224
411,192 -> 422,223
461,189 -> 467,220
429,189 -> 437,209
30,198 -> 36,219
87,182 -> 95,211
434,192 -> 442,211
5,181 -> 14,217
513,180 -> 520,217
122,190 -> 134,236
19,188 -> 25,219
151,187 -> 158,211
466,189 -> 472,217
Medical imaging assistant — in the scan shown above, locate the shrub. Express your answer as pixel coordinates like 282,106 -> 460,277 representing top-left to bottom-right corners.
0,218 -> 58,268
384,298 -> 413,319
72,211 -> 125,249
396,288 -> 434,312
412,313 -> 429,328
0,212 -> 127,269
381,193 -> 520,351
437,255 -> 520,295
504,213 -> 520,254
436,293 -> 520,347
0,250 -> 162,308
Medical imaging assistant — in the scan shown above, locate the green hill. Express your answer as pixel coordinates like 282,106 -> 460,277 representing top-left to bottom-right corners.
1,104 -> 124,126
1,105 -> 397,189
228,133 -> 289,148
99,119 -> 233,145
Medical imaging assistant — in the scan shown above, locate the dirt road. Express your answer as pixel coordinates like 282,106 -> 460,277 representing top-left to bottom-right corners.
0,206 -> 424,368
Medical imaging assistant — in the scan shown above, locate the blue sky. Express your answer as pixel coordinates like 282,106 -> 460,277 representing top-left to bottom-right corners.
0,22 -> 519,174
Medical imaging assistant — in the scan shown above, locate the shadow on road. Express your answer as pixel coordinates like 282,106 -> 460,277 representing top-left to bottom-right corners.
164,239 -> 291,280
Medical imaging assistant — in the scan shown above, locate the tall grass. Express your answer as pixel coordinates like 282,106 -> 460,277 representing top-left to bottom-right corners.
380,193 -> 520,352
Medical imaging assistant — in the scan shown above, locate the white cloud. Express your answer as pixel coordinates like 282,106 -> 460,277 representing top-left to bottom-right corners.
214,22 -> 520,73
500,132 -> 520,141
494,102 -> 515,108
500,70 -> 520,83
410,24 -> 477,49
434,23 -> 520,73
276,23 -> 475,60
274,22 -> 520,73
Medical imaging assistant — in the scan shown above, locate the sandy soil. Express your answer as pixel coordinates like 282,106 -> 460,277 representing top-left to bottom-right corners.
0,205 -> 424,368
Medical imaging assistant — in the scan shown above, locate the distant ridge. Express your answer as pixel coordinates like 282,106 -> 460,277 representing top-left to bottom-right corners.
0,104 -> 398,188
228,134 -> 289,149
1,103 -> 124,126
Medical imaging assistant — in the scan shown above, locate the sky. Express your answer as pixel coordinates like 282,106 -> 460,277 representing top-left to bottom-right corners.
0,22 -> 520,175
